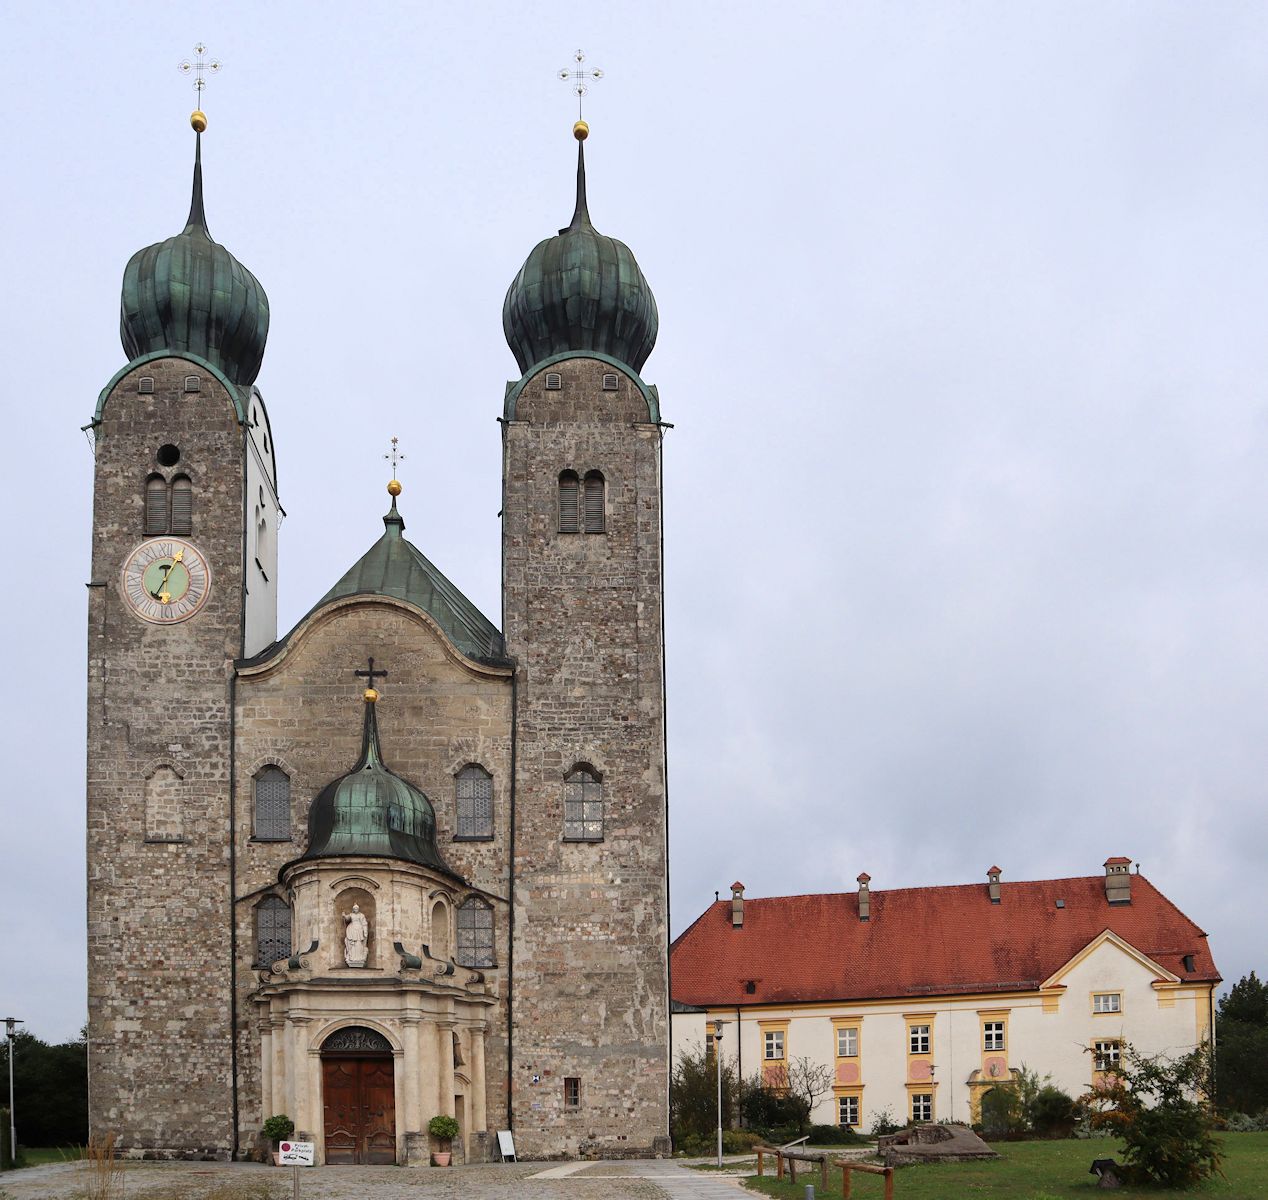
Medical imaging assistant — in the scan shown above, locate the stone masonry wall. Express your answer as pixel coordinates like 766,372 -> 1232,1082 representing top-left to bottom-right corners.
86,358 -> 245,1156
231,599 -> 513,1149
502,357 -> 670,1157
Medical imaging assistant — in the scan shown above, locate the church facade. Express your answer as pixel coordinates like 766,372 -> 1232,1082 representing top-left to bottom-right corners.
85,113 -> 670,1163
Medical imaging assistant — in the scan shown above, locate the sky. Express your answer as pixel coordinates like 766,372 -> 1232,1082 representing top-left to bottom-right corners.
2,1 -> 1266,1043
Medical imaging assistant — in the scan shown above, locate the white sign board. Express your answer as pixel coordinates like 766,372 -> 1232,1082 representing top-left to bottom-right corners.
496,1130 -> 517,1162
278,1140 -> 315,1166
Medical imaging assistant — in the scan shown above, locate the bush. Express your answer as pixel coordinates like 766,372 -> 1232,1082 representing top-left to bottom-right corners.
806,1123 -> 864,1145
1224,1111 -> 1268,1133
428,1114 -> 460,1142
1082,1042 -> 1221,1187
261,1114 -> 294,1142
673,1128 -> 760,1157
1,1106 -> 10,1170
1029,1086 -> 1076,1137
671,1044 -> 740,1145
739,1077 -> 803,1133
869,1107 -> 901,1136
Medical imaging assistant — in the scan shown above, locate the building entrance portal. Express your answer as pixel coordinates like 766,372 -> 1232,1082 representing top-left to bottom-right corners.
320,1027 -> 396,1164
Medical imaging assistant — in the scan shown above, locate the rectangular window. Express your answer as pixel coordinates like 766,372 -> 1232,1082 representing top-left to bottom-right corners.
1093,992 -> 1122,1014
836,1027 -> 858,1058
911,1093 -> 933,1122
563,1077 -> 580,1108
563,770 -> 603,841
837,1095 -> 860,1127
1094,1040 -> 1121,1071
909,1024 -> 931,1055
983,1021 -> 1005,1052
764,1030 -> 785,1060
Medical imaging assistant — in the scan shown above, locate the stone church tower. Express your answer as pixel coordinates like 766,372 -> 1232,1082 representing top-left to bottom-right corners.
85,112 -> 668,1163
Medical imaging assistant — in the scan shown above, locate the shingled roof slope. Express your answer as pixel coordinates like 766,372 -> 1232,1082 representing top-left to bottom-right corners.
670,874 -> 1219,1008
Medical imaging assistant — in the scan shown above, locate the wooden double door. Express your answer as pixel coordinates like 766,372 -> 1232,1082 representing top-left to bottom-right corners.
322,1056 -> 396,1164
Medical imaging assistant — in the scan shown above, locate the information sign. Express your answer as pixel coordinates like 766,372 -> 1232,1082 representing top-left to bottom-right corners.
278,1141 -> 315,1166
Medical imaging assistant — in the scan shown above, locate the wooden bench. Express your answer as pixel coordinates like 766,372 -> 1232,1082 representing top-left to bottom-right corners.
835,1159 -> 895,1199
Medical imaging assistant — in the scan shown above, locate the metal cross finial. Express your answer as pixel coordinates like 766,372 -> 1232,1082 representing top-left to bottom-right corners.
178,43 -> 223,99
558,49 -> 603,119
384,436 -> 405,478
355,657 -> 388,690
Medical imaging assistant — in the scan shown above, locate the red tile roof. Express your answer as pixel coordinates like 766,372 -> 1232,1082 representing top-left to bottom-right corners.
670,873 -> 1219,1008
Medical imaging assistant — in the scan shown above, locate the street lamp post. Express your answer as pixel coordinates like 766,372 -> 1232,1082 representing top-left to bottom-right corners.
712,1019 -> 728,1168
3,1018 -> 22,1164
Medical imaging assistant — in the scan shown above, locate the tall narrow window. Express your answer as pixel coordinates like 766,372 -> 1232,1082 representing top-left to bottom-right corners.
583,471 -> 605,533
255,895 -> 291,967
456,897 -> 495,968
456,765 -> 493,840
563,1077 -> 581,1108
170,475 -> 192,535
253,767 -> 291,840
145,475 -> 168,535
563,765 -> 603,841
558,471 -> 580,533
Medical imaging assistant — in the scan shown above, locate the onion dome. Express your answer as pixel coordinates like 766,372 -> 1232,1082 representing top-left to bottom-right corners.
503,125 -> 658,376
120,130 -> 269,388
302,690 -> 450,872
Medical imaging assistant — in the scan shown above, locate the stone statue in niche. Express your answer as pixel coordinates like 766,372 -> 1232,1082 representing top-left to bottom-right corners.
344,904 -> 370,967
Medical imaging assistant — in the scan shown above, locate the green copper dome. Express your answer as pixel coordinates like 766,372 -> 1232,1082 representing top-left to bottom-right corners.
503,138 -> 657,377
302,696 -> 450,872
120,134 -> 269,388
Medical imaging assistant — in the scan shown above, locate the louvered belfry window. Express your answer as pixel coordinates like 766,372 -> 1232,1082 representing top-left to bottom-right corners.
145,476 -> 168,535
559,471 -> 580,533
254,767 -> 291,840
456,765 -> 493,839
456,898 -> 495,968
583,472 -> 605,533
170,476 -> 193,535
256,895 -> 291,967
563,765 -> 603,841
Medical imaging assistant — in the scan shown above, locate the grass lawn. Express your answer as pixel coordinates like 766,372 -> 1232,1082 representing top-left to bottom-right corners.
9,1146 -> 84,1166
741,1133 -> 1268,1200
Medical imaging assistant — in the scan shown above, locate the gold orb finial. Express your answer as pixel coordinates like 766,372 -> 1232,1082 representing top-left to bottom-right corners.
387,479 -> 402,497
363,687 -> 379,703
191,110 -> 208,133
573,119 -> 589,141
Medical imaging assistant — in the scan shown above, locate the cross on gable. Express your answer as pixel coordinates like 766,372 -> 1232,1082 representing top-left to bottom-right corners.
355,657 -> 388,692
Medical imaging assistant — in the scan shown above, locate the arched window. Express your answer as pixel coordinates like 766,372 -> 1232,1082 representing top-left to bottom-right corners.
583,471 -> 605,533
170,475 -> 192,535
256,895 -> 291,967
558,471 -> 580,533
563,765 -> 603,842
430,900 -> 451,960
253,767 -> 291,840
456,897 -> 495,968
145,475 -> 168,535
455,765 -> 493,840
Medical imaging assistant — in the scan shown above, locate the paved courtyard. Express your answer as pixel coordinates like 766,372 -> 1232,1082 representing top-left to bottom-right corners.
0,1159 -> 749,1200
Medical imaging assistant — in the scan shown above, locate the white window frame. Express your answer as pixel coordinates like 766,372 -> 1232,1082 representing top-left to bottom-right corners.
1093,992 -> 1122,1014
1094,1040 -> 1121,1070
763,1030 -> 785,1061
911,1093 -> 933,1122
837,1095 -> 860,1127
983,1020 -> 1005,1052
909,1024 -> 931,1055
836,1027 -> 858,1058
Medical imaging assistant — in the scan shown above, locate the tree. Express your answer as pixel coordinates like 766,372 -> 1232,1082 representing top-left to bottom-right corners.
3,1028 -> 88,1148
1081,1042 -> 1221,1187
754,1058 -> 833,1135
1216,971 -> 1268,1115
670,1043 -> 739,1145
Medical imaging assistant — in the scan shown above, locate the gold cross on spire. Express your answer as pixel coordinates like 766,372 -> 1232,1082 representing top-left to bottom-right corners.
558,49 -> 603,120
384,436 -> 405,498
178,43 -> 223,101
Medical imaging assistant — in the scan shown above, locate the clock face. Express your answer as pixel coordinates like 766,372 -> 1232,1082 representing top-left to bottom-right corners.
120,538 -> 212,624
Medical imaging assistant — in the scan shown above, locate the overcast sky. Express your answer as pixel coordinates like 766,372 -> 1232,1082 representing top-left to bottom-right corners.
3,1 -> 1266,1043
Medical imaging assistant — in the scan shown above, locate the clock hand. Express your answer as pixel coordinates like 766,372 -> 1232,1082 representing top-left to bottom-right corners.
149,548 -> 186,601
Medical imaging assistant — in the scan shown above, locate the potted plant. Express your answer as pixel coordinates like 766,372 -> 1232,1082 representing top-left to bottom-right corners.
428,1114 -> 459,1166
262,1114 -> 296,1165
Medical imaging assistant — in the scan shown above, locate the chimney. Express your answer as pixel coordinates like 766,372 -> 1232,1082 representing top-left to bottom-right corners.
1104,857 -> 1132,905
856,873 -> 871,921
987,866 -> 1002,904
730,881 -> 745,928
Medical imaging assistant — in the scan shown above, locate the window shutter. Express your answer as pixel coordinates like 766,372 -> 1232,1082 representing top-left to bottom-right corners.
145,477 -> 168,535
583,473 -> 605,533
559,473 -> 580,533
170,476 -> 192,535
